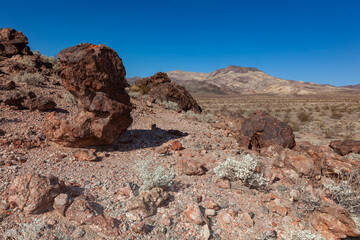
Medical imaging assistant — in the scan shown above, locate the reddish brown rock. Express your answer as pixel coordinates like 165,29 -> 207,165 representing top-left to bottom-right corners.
0,28 -> 31,57
185,203 -> 205,225
7,173 -> 66,214
23,96 -> 56,111
330,140 -> 360,156
65,195 -> 96,225
126,187 -> 168,219
311,203 -> 360,240
65,195 -> 119,237
136,72 -> 202,113
0,90 -> 56,111
175,158 -> 204,176
215,178 -> 231,189
53,193 -> 69,216
72,149 -> 99,162
45,43 -> 132,147
0,90 -> 35,109
171,140 -> 182,151
238,111 -> 295,150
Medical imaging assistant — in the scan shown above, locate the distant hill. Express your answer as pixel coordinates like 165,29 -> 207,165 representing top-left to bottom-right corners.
126,76 -> 142,86
167,65 -> 359,95
342,84 -> 360,90
127,66 -> 359,95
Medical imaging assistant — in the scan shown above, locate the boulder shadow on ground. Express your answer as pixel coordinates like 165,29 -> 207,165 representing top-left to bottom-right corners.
94,128 -> 188,152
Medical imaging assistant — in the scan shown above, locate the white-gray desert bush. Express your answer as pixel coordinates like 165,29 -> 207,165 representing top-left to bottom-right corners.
15,56 -> 35,67
40,54 -> 60,71
162,100 -> 180,111
136,159 -> 175,192
214,154 -> 267,188
280,226 -> 325,240
323,170 -> 360,213
127,89 -> 141,99
184,110 -> 215,123
63,91 -> 77,106
13,72 -> 45,85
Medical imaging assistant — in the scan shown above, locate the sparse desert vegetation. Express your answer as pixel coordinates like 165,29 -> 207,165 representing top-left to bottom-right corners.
196,94 -> 360,144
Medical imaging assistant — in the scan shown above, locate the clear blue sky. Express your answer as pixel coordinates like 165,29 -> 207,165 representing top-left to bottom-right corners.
1,0 -> 359,86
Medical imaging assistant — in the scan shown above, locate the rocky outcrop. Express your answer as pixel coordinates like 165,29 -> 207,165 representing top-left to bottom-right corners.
0,90 -> 56,111
7,173 -> 66,214
136,72 -> 202,113
0,28 -> 31,58
0,28 -> 59,84
330,140 -> 360,156
45,43 -> 133,147
238,111 -> 295,149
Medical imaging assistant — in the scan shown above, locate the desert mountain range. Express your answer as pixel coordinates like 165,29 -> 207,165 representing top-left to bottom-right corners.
129,65 -> 359,95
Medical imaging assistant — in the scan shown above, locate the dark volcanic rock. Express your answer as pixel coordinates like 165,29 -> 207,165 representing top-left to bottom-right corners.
137,72 -> 202,113
0,90 -> 56,111
0,90 -> 36,109
23,96 -> 57,111
45,43 -> 133,147
330,140 -> 360,155
0,28 -> 31,57
238,111 -> 295,149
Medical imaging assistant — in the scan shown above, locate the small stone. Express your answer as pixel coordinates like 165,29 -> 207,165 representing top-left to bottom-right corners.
171,140 -> 182,151
216,178 -> 230,189
71,227 -> 86,239
272,205 -> 287,216
156,146 -> 169,155
160,215 -> 172,226
219,200 -> 229,209
228,209 -> 237,217
259,205 -> 269,214
240,212 -> 254,227
276,185 -> 288,192
53,193 -> 69,216
205,209 -> 216,216
204,199 -> 219,210
185,203 -> 205,225
131,222 -> 146,234
202,224 -> 211,240
73,149 -> 98,162
46,219 -> 57,225
176,158 -> 204,176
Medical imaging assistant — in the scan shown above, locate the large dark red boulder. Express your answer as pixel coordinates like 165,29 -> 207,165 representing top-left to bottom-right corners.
0,28 -> 31,58
330,140 -> 360,156
137,72 -> 202,113
45,43 -> 132,147
238,111 -> 295,149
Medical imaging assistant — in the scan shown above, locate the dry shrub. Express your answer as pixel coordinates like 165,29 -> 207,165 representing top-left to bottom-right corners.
15,56 -> 35,67
13,72 -> 44,85
322,124 -> 342,139
297,111 -> 312,122
136,159 -> 175,192
323,170 -> 360,214
330,112 -> 343,120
